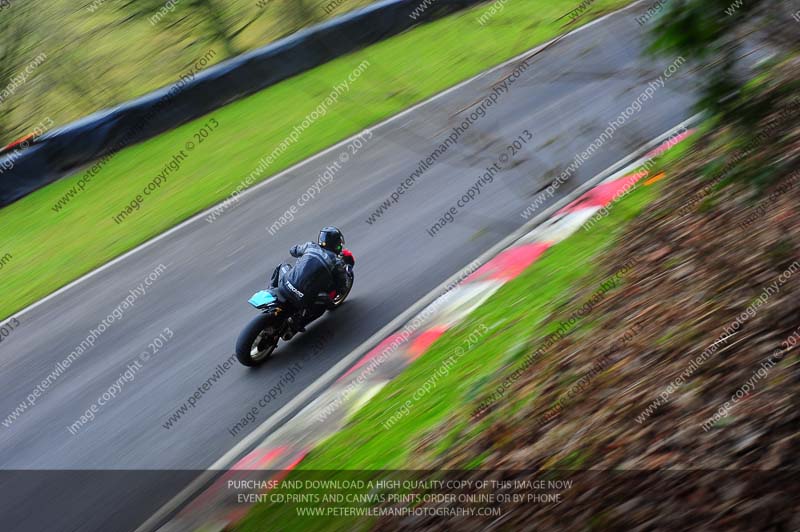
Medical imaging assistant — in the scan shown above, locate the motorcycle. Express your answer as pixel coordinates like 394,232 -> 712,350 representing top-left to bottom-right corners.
235,249 -> 355,367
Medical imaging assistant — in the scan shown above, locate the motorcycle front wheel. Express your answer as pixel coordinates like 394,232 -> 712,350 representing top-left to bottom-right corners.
235,313 -> 281,367
330,268 -> 354,309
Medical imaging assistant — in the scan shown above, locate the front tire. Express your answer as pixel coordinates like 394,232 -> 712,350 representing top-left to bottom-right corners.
236,314 -> 280,367
330,267 -> 354,309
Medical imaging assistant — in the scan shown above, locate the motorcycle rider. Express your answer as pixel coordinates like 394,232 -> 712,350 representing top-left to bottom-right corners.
271,226 -> 350,333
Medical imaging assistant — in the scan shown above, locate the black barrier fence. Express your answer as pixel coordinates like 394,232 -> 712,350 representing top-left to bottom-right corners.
0,0 -> 485,207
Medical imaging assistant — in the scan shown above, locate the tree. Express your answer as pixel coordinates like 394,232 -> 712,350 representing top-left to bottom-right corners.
0,3 -> 38,143
121,0 -> 264,58
649,0 -> 800,185
268,0 -> 320,40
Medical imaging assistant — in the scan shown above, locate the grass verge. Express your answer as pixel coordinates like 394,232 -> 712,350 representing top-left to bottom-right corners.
0,0 -> 633,321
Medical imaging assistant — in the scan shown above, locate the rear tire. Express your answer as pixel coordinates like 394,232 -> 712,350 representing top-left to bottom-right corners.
236,314 -> 280,367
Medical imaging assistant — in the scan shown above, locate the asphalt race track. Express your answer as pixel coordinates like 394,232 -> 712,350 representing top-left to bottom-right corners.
0,5 -> 702,531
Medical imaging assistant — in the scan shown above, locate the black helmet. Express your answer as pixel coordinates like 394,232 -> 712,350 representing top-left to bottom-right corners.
318,226 -> 344,253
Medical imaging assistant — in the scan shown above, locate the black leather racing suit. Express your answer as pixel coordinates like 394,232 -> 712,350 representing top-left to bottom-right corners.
272,242 -> 349,324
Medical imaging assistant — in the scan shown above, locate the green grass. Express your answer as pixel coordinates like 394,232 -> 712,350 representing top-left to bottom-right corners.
235,170 -> 665,531
0,0 -> 633,321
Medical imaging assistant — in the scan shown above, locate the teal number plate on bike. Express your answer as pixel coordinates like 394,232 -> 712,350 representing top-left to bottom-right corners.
248,290 -> 277,308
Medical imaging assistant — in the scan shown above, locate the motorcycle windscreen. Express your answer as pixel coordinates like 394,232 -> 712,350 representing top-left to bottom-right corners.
248,290 -> 277,308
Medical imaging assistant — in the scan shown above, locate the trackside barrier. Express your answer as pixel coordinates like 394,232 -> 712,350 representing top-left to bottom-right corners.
0,0 -> 484,207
